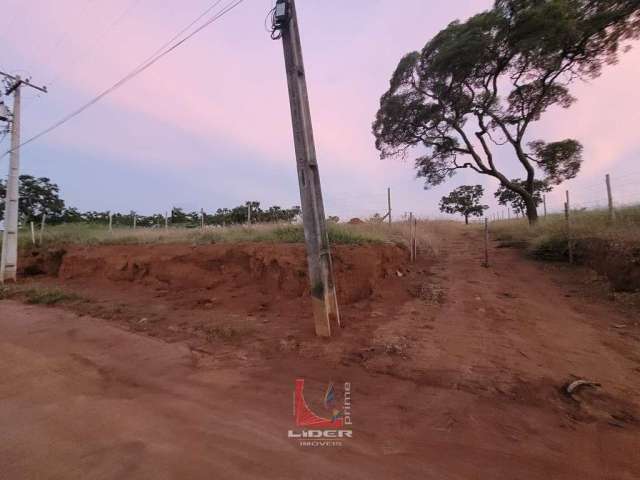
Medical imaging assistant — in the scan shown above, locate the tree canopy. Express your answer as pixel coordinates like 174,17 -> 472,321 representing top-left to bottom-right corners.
373,0 -> 640,224
439,185 -> 489,224
0,175 -> 301,227
0,175 -> 65,223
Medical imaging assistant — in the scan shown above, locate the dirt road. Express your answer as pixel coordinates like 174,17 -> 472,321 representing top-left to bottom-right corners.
1,228 -> 639,479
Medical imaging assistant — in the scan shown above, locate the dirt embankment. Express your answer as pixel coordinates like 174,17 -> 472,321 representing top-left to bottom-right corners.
21,243 -> 409,305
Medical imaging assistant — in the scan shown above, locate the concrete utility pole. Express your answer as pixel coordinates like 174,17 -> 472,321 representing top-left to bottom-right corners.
272,0 -> 340,337
0,72 -> 47,283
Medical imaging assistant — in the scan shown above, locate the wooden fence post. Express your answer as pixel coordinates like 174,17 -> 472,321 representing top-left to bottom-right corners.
484,217 -> 489,268
164,212 -> 169,230
108,212 -> 113,233
387,187 -> 392,226
30,221 -> 36,246
543,195 -> 547,218
413,217 -> 418,261
409,212 -> 414,262
39,214 -> 46,245
606,174 -> 615,223
565,191 -> 573,264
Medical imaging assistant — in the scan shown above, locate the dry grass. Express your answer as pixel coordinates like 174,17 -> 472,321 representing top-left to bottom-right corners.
490,205 -> 640,260
0,285 -> 83,305
201,323 -> 256,342
8,220 -> 445,251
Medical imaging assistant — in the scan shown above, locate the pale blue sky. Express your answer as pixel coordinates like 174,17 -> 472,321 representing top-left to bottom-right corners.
2,0 -> 639,221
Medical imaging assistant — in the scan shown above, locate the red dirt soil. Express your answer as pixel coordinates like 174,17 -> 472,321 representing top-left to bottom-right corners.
2,230 -> 640,479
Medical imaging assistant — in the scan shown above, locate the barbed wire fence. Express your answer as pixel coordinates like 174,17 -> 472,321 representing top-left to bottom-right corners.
481,170 -> 640,222
481,170 -> 640,265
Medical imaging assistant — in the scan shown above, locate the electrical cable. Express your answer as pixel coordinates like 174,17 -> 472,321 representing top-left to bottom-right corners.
46,0 -> 145,89
29,0 -> 97,77
0,0 -> 244,160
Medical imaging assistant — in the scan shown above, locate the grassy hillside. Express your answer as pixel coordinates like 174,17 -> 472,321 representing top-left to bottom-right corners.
490,205 -> 640,260
490,205 -> 640,293
4,220 -> 441,250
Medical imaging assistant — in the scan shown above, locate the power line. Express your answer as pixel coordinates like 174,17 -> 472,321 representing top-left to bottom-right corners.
1,0 -> 244,160
27,0 -> 97,77
45,0 -> 145,89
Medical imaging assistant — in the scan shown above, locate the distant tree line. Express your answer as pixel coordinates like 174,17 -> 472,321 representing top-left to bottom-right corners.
0,175 -> 301,227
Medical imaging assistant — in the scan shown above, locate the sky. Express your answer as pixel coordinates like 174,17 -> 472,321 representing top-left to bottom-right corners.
1,0 -> 639,221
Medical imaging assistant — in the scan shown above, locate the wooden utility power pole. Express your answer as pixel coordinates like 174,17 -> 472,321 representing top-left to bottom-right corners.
0,72 -> 47,283
272,0 -> 340,337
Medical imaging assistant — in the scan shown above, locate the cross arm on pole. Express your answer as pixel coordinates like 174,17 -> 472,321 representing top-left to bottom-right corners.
0,71 -> 48,94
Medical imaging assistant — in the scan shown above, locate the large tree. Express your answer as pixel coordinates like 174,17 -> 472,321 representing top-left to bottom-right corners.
373,0 -> 640,224
439,185 -> 489,224
0,175 -> 65,223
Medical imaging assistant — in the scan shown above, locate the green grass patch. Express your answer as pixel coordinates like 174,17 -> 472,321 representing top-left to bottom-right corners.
23,288 -> 82,305
0,284 -> 82,305
202,323 -> 255,341
8,221 -> 395,249
0,285 -> 14,300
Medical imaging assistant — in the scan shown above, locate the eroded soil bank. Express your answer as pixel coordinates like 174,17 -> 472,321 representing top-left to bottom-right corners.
16,242 -> 421,352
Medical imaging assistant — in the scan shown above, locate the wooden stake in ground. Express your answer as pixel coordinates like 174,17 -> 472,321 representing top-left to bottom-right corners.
483,217 -> 489,268
543,195 -> 547,218
387,187 -> 392,226
413,217 -> 418,261
30,221 -> 36,246
565,191 -> 574,264
606,174 -> 615,223
164,212 -> 169,230
133,212 -> 137,230
108,212 -> 113,233
275,0 -> 340,336
39,214 -> 46,245
409,212 -> 414,262
201,209 -> 205,229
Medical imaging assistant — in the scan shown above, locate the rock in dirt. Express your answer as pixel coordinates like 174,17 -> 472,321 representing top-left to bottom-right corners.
564,379 -> 601,398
